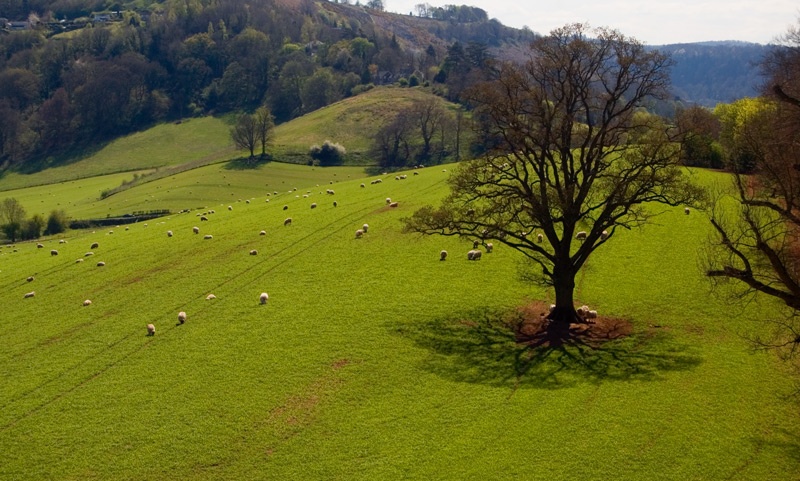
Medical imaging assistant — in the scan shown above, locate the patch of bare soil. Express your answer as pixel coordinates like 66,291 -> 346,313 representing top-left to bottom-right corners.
514,301 -> 634,348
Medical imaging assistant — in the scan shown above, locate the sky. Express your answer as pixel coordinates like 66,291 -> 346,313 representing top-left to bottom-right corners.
384,0 -> 798,45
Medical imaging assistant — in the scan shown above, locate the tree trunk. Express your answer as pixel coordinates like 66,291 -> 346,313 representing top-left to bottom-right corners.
547,263 -> 579,342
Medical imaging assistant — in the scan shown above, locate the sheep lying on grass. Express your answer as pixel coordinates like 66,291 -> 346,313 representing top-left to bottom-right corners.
85,252 -> 94,256
167,231 -> 173,237
83,300 -> 92,306
24,291 -> 35,298
147,324 -> 156,336
389,202 -> 399,208
260,230 -> 267,236
97,261 -> 106,267
27,276 -> 34,282
250,249 -> 258,255
76,258 -> 83,263
206,294 -> 216,300
260,292 -> 269,304
311,203 -> 317,209
204,235 -> 213,240
178,311 -> 186,324
355,229 -> 364,239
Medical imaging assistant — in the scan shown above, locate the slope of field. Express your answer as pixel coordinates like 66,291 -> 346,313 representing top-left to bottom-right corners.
0,166 -> 798,480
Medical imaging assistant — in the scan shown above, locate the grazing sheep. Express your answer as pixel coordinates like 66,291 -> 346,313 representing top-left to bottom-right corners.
59,239 -> 66,244
85,252 -> 94,256
91,242 -> 99,249
24,291 -> 35,298
246,200 -> 250,204
50,249 -> 58,256
250,249 -> 258,255
167,230 -> 173,237
147,324 -> 156,336
193,226 -> 200,234
284,218 -> 292,226
260,230 -> 267,236
200,216 -> 208,221
360,183 -> 366,188
576,231 -> 587,241
206,294 -> 217,300
108,231 -> 114,235
486,243 -> 494,253
386,197 -> 392,204
587,310 -> 598,319
389,202 -> 399,208
311,203 -> 317,209
400,174 -> 407,179
413,171 -> 419,176
27,276 -> 34,282
83,300 -> 92,306
259,292 -> 269,304
37,243 -> 43,248
537,233 -> 544,243
600,230 -> 608,240
685,207 -> 691,215
204,235 -> 213,239
362,224 -> 369,233
440,250 -> 448,261
97,261 -> 106,267
467,249 -> 482,261
76,258 -> 84,263
303,194 -> 309,198
333,201 -> 338,207
228,205 -> 233,211
473,240 -> 480,249
283,205 -> 289,211
178,311 -> 186,324
355,229 -> 364,239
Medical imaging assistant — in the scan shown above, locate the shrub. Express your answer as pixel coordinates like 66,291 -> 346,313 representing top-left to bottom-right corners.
21,215 -> 45,240
309,140 -> 347,166
45,210 -> 68,236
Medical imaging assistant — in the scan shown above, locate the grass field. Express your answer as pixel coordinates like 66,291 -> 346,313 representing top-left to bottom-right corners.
0,164 -> 798,480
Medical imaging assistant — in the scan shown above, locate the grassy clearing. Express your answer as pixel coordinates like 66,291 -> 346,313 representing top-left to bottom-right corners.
0,166 -> 798,480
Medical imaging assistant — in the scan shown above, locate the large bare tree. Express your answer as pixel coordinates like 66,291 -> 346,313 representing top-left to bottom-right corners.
705,19 -> 800,359
404,24 -> 703,342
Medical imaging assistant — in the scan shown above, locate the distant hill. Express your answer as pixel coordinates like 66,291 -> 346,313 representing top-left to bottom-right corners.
656,41 -> 769,107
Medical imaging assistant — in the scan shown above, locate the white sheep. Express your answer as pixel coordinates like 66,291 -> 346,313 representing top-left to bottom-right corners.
91,242 -> 99,249
473,240 -> 480,249
147,324 -> 156,336
178,311 -> 186,324
311,203 -> 317,209
200,216 -> 208,221
204,235 -> 213,239
76,258 -> 83,263
193,226 -> 200,234
250,249 -> 258,255
85,252 -> 94,256
27,276 -> 34,282
333,201 -> 338,207
587,310 -> 598,319
97,261 -> 106,267
389,202 -> 399,208
260,292 -> 269,305
167,230 -> 173,237
600,230 -> 608,240
59,239 -> 66,244
50,249 -> 58,256
284,218 -> 292,226
260,230 -> 267,236
37,243 -> 43,248
360,183 -> 365,188
228,205 -> 233,211
24,291 -> 35,298
467,249 -> 482,261
355,229 -> 364,239
83,299 -> 92,306
685,207 -> 691,215
362,224 -> 369,233
206,294 -> 217,300
576,231 -> 587,241
576,307 -> 586,317
440,250 -> 448,261
386,197 -> 392,204
486,243 -> 493,253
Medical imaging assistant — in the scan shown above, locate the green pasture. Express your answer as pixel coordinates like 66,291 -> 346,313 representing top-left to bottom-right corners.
0,117 -> 235,192
0,166 -> 798,480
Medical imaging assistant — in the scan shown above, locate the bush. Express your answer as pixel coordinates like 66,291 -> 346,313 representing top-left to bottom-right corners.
20,215 -> 45,240
309,140 -> 347,166
45,210 -> 68,236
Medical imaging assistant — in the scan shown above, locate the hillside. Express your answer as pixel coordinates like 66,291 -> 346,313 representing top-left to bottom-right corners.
0,165 -> 798,479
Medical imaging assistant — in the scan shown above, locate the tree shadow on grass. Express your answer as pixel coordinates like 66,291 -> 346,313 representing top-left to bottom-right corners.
396,308 -> 704,390
224,156 -> 271,170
